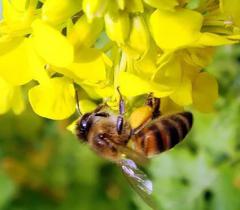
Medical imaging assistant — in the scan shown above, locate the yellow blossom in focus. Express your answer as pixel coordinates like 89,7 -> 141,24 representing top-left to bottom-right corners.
28,77 -> 75,120
0,0 -> 239,119
0,77 -> 25,115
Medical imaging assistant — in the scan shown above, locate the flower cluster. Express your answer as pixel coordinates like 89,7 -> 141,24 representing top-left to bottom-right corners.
0,0 -> 239,120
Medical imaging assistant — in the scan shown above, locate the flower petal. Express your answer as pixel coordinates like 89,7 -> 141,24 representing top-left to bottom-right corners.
160,97 -> 183,115
150,8 -> 203,50
119,72 -> 173,97
83,0 -> 109,20
170,75 -> 192,106
0,39 -> 33,85
42,0 -> 82,24
123,15 -> 149,58
64,48 -> 108,83
0,77 -> 24,115
154,53 -> 182,88
104,11 -> 130,44
68,14 -> 104,48
79,99 -> 97,114
11,86 -> 25,115
28,77 -> 75,120
192,72 -> 218,112
25,38 -> 50,83
0,77 -> 13,114
32,19 -> 74,67
197,33 -> 237,46
144,0 -> 178,11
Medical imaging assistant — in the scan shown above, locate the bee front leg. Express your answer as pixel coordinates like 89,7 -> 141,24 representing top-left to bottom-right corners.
116,87 -> 125,135
145,93 -> 161,119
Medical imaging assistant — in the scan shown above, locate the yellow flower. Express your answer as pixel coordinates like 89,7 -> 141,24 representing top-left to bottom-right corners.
192,72 -> 218,112
42,0 -> 82,24
144,0 -> 179,11
67,14 -> 104,49
123,15 -> 150,58
28,77 -> 75,120
150,8 -> 203,51
31,19 -> 74,67
0,0 -> 239,121
83,0 -> 109,21
0,77 -> 25,115
150,8 -> 237,51
56,47 -> 112,85
0,38 -> 33,85
104,11 -> 130,44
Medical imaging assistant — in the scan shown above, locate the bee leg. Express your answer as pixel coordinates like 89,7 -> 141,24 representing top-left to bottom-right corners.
116,87 -> 125,135
145,93 -> 161,119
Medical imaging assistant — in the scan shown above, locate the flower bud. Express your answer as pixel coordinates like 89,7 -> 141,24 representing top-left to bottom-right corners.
104,11 -> 130,44
83,0 -> 109,21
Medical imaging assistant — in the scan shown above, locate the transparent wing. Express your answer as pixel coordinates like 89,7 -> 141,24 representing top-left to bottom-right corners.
119,158 -> 158,210
118,145 -> 149,166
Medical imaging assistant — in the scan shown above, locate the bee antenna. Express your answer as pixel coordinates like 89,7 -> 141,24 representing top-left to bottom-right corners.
116,86 -> 123,100
74,86 -> 82,116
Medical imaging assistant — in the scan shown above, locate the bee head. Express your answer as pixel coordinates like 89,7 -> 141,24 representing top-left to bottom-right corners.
76,112 -> 93,141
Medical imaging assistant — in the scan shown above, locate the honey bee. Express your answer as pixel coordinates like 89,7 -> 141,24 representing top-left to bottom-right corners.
75,88 -> 193,210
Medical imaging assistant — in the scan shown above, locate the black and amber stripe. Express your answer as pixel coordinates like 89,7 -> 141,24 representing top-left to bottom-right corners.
132,112 -> 193,157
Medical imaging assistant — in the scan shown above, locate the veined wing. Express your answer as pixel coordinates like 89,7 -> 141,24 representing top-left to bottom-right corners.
118,145 -> 149,166
119,158 -> 158,210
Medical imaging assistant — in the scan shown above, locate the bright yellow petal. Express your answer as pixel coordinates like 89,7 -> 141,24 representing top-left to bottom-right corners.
0,77 -> 25,115
170,75 -> 192,106
160,97 -> 183,115
91,85 -> 114,98
144,0 -> 178,11
64,48 -> 107,83
28,77 -> 75,120
32,19 -> 74,67
68,14 -> 104,48
197,33 -> 237,46
150,8 -> 203,50
0,77 -> 13,114
42,0 -> 82,24
2,0 -> 36,36
104,11 -> 130,44
153,53 -> 182,88
76,84 -> 113,100
119,72 -> 173,97
192,72 -> 218,112
67,119 -> 78,134
0,39 -> 33,85
25,38 -> 50,83
79,99 -> 97,114
124,15 -> 149,58
134,43 -> 158,76
11,86 -> 25,115
183,47 -> 215,68
83,0 -> 109,20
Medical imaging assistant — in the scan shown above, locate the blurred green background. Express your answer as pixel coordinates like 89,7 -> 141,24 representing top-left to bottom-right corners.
0,45 -> 240,210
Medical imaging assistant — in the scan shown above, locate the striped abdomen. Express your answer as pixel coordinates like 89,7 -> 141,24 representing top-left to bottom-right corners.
132,112 -> 193,157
